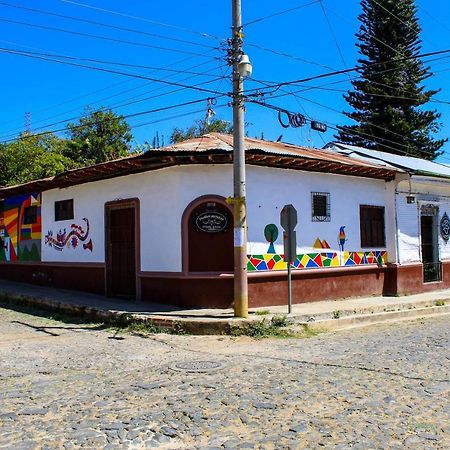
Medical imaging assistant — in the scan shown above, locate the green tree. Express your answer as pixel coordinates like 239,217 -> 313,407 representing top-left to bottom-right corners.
65,108 -> 133,165
171,118 -> 232,144
336,0 -> 446,160
0,133 -> 74,187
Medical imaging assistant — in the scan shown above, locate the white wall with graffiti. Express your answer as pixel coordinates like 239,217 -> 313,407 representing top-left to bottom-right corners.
41,163 -> 393,272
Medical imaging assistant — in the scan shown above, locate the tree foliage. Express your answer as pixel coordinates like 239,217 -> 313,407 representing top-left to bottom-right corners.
171,118 -> 232,144
0,133 -> 74,187
65,108 -> 132,166
336,0 -> 446,160
0,109 -> 135,187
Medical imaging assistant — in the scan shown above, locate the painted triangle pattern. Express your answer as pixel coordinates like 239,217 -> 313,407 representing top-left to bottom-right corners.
247,251 -> 387,272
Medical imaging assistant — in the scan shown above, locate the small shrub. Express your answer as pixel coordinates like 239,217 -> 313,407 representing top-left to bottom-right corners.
255,310 -> 270,316
332,310 -> 342,319
435,300 -> 446,306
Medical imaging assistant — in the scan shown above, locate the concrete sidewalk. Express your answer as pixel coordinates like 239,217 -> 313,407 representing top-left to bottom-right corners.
0,279 -> 449,334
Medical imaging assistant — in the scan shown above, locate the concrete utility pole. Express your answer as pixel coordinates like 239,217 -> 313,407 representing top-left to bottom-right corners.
231,0 -> 248,318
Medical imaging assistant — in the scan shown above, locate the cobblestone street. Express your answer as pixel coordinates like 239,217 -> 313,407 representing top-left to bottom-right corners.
0,306 -> 448,449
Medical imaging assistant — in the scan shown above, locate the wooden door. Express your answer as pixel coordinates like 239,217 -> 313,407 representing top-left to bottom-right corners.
107,206 -> 136,297
188,201 -> 233,272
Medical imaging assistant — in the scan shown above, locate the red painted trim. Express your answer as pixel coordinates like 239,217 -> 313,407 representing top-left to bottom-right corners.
0,261 -> 105,268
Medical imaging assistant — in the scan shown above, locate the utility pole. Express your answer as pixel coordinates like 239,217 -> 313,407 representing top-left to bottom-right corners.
231,0 -> 250,318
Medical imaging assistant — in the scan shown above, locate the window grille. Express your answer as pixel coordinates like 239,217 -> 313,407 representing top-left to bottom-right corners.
311,192 -> 330,222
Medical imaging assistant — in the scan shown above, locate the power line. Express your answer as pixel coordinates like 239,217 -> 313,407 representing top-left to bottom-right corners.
59,0 -> 224,42
0,67 -> 229,141
130,104 -> 227,130
1,96 -> 223,143
0,16 -> 219,59
246,42 -> 336,71
0,1 -> 217,50
243,48 -> 450,97
371,0 -> 438,48
322,0 -> 409,60
250,89 -> 450,162
0,46 -> 222,136
243,0 -> 320,27
252,75 -> 450,154
0,47 -> 224,78
0,47 -> 228,96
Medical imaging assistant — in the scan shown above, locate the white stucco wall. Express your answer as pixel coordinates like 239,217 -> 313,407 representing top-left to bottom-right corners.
246,166 -> 390,256
42,164 -> 391,271
396,177 -> 450,263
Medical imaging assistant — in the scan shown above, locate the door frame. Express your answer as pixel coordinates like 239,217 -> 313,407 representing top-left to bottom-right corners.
181,195 -> 233,274
104,198 -> 141,300
419,204 -> 441,282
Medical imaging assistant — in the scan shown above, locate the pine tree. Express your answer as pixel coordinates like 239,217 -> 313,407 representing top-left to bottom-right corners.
336,0 -> 446,160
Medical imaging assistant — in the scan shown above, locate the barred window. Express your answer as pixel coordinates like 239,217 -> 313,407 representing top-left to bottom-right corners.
360,205 -> 385,247
55,199 -> 74,221
311,192 -> 330,222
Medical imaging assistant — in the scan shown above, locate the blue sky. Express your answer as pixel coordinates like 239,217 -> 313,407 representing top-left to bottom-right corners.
1,0 -> 450,162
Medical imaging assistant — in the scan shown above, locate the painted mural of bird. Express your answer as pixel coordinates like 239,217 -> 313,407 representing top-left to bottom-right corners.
338,226 -> 347,251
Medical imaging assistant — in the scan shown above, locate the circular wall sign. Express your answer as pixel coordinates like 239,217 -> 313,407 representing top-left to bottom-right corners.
195,211 -> 228,233
440,212 -> 450,241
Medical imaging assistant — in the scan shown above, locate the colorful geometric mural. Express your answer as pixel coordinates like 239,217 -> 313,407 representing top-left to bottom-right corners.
313,237 -> 331,249
45,218 -> 93,252
247,251 -> 387,272
0,193 -> 41,262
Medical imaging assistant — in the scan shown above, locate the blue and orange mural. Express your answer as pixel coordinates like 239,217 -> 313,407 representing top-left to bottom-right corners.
45,218 -> 93,252
0,193 -> 42,262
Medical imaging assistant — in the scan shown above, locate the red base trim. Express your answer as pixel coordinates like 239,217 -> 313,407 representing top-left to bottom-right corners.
0,262 -> 105,295
2,262 -> 450,308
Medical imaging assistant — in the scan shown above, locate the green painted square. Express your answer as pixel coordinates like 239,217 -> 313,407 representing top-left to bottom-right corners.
247,261 -> 256,271
273,254 -> 282,262
323,258 -> 332,267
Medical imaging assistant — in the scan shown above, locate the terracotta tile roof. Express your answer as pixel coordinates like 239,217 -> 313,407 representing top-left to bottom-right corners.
0,133 -> 402,197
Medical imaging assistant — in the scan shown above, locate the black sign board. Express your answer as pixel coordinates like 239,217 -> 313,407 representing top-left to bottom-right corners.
196,211 -> 228,233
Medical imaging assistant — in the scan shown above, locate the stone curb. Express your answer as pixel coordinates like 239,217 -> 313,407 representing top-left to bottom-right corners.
0,290 -> 448,336
300,304 -> 450,331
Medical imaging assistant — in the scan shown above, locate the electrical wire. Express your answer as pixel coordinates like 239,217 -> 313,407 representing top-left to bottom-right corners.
243,0 -> 321,27
0,16 -> 219,59
249,86 -> 450,162
0,1 -> 217,50
1,96 -> 224,143
0,47 -> 222,136
59,0 -> 224,41
371,0 -> 438,48
251,74 -> 449,155
0,47 -> 224,78
0,47 -> 228,96
0,69 -> 229,141
243,48 -> 450,97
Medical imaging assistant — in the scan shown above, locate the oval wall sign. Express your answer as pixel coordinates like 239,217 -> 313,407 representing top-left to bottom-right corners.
196,211 -> 228,233
440,212 -> 450,241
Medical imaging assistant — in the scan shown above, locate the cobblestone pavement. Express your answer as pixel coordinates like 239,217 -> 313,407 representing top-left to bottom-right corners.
0,307 -> 448,449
